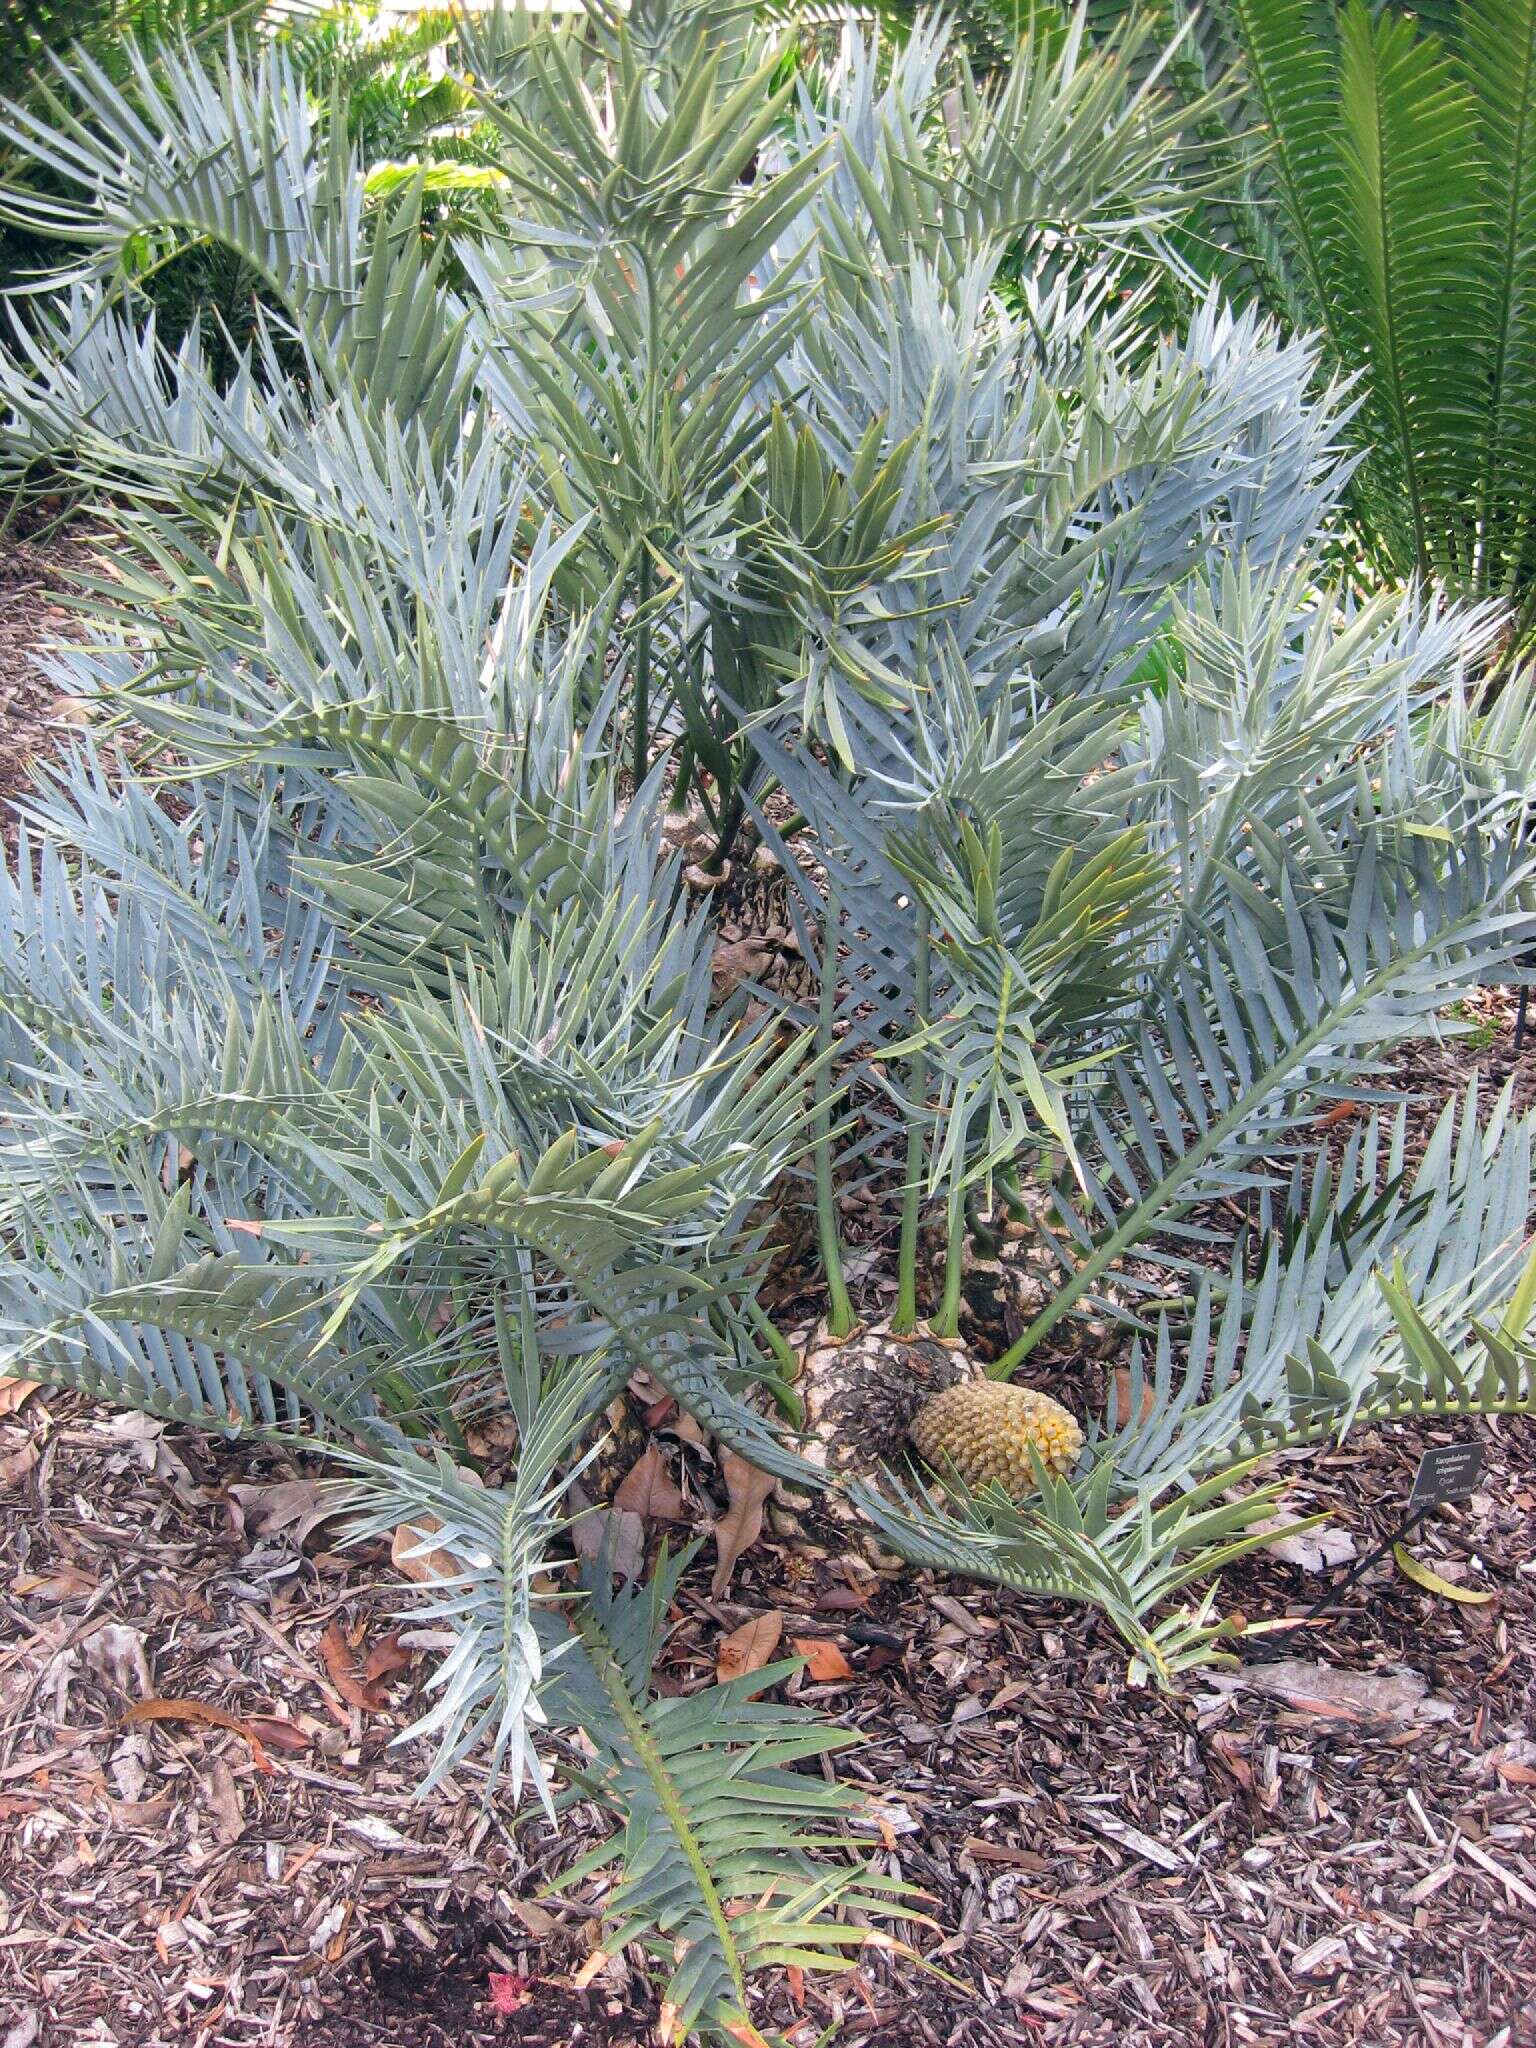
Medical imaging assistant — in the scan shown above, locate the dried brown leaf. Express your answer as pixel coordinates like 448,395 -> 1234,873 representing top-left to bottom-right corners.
391,1516 -> 463,1585
569,1506 -> 645,1581
0,1439 -> 40,1487
710,1451 -> 775,1597
716,1612 -> 783,1684
122,1697 -> 273,1771
1109,1369 -> 1156,1430
390,1471 -> 486,1587
203,1755 -> 245,1844
814,1584 -> 872,1613
1255,1511 -> 1358,1573
227,1478 -> 343,1547
244,1715 -> 312,1755
1215,1658 -> 1458,1725
361,1632 -> 414,1686
318,1623 -> 384,1712
83,1623 -> 151,1700
0,1376 -> 40,1418
15,1564 -> 97,1601
613,1444 -> 685,1521
505,1897 -> 559,1938
1314,1099 -> 1363,1130
711,936 -> 776,998
792,1636 -> 854,1682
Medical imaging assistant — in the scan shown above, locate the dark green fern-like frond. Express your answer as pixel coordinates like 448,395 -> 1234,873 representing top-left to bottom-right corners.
1462,0 -> 1536,628
1220,0 -> 1536,624
1335,1 -> 1484,584
1223,0 -> 1353,337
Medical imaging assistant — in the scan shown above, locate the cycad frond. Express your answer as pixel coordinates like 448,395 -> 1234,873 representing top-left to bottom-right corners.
852,1459 -> 1269,1684
1097,1082 -> 1536,1488
546,1548 -> 900,2042
1223,0 -> 1351,336
1335,0 -> 1484,583
996,823 -> 1536,1370
1,1230 -> 389,1438
1462,0 -> 1536,618
0,37 -> 471,436
1221,0 -> 1536,623
855,1110 -> 1536,1680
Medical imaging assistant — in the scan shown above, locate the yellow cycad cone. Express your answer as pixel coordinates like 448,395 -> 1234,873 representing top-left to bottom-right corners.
911,1380 -> 1084,1498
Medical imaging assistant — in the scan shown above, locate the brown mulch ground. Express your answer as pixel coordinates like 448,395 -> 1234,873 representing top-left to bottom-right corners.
0,521 -> 93,832
1,537 -> 1534,2048
1,1395 -> 1533,2048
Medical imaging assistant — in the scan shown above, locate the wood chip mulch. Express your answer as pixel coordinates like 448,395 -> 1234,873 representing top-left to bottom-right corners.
0,521 -> 94,839
1,1387 -> 1532,2048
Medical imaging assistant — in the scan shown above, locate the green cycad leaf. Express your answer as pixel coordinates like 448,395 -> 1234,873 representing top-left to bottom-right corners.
883,1 -> 1227,262
277,1129 -> 820,1484
1335,0 -> 1484,584
546,1549 -> 901,2042
993,824 -> 1536,1373
858,1138 -> 1536,1684
1098,1082 -> 1535,1487
1462,0 -> 1536,615
3,1242 -> 389,1436
1224,0 -> 1536,614
0,34 -> 343,292
888,806 -> 1165,1192
111,696 -> 614,990
1224,0 -> 1351,336
337,1349 -> 612,1808
850,1460 -> 1265,1685
0,35 -> 470,438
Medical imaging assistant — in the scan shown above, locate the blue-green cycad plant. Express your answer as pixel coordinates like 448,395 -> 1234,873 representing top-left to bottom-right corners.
2,2 -> 1536,2034
765,280 -> 1536,1659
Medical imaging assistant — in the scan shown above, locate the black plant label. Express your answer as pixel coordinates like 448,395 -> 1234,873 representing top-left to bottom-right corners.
1406,1441 -> 1486,1517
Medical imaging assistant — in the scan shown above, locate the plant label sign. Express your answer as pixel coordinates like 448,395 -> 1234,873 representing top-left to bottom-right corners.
1406,1441 -> 1485,1517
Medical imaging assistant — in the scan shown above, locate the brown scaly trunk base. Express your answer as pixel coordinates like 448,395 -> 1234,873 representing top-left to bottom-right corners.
961,1213 -> 1121,1364
776,1318 -> 983,1567
955,1176 -> 1063,1354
